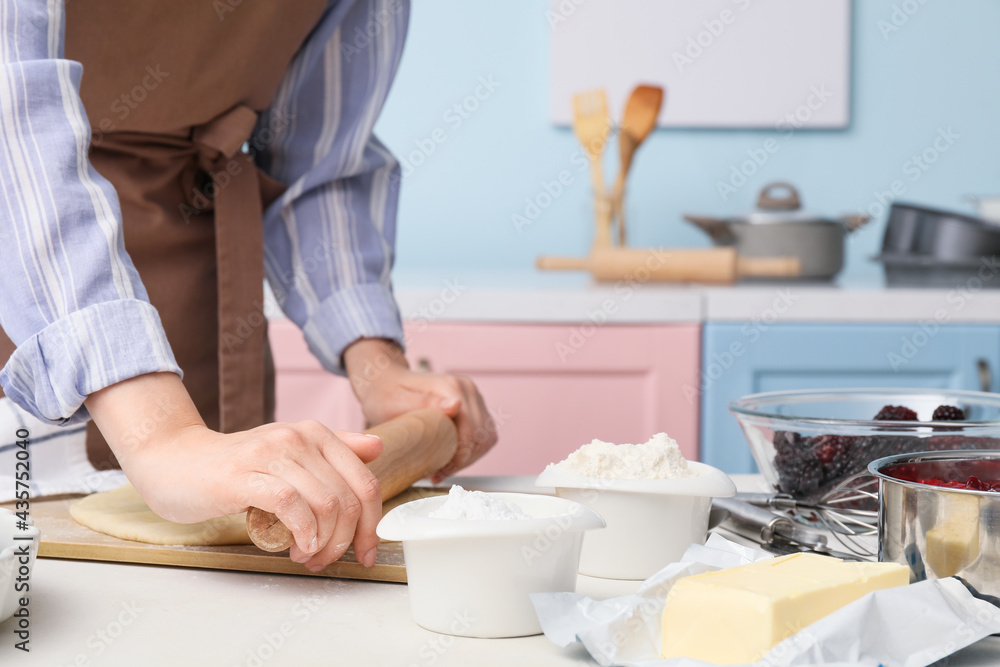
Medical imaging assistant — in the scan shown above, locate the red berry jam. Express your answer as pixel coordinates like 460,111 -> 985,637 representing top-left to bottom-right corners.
916,475 -> 1000,492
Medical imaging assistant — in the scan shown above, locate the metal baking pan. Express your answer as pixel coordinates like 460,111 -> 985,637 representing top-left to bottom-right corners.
883,203 -> 1000,262
873,252 -> 1000,288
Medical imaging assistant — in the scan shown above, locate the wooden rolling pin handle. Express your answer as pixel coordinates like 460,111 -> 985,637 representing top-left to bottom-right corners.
246,408 -> 458,553
536,255 -> 590,271
736,256 -> 803,278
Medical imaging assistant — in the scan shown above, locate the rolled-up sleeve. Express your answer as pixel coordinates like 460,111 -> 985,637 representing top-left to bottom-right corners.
0,0 -> 180,424
255,0 -> 409,375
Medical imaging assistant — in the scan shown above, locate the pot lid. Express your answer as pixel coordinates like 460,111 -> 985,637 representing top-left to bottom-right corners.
744,209 -> 823,224
684,182 -> 871,234
742,181 -> 826,224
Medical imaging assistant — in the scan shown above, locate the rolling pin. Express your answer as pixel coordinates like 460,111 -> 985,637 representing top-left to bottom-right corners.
245,408 -> 458,552
536,246 -> 801,284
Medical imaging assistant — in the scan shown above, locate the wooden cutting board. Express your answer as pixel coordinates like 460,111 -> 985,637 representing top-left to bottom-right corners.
1,486 -> 447,583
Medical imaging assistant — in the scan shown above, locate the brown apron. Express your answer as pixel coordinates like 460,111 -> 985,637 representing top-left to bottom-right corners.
0,0 -> 329,468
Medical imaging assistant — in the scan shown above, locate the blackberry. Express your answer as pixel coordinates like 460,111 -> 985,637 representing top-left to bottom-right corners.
844,434 -> 905,473
932,405 -> 965,421
809,434 -> 855,483
874,405 -> 918,421
774,448 -> 822,497
773,430 -> 803,455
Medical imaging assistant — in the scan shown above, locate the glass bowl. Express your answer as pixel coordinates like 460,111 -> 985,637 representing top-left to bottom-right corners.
729,388 -> 1000,498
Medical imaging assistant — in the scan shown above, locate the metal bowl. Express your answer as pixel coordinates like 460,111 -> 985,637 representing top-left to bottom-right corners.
729,388 -> 1000,498
869,451 -> 1000,596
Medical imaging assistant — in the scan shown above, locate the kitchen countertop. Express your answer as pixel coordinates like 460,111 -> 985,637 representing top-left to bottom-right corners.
5,476 -> 999,667
325,270 -> 1000,325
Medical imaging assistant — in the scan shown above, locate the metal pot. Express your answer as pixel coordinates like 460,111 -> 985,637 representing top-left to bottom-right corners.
869,451 -> 1000,597
685,182 -> 869,281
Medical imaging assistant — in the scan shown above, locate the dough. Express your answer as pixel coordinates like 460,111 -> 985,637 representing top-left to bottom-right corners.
70,484 -> 252,546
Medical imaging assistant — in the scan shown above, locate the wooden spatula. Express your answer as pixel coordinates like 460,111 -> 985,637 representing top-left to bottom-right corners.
613,85 -> 664,246
246,409 -> 458,552
572,89 -> 613,249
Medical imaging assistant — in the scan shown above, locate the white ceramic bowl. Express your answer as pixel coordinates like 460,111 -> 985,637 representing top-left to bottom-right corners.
376,492 -> 604,638
1,508 -> 40,624
535,461 -> 736,580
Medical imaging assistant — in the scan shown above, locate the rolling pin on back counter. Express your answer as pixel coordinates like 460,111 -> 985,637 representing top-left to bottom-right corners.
536,246 -> 801,284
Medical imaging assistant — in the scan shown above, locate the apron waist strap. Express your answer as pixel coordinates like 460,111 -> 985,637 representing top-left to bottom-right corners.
193,105 -> 267,433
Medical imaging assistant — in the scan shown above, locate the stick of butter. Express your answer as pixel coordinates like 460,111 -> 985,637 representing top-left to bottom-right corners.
661,552 -> 909,665
925,493 -> 980,578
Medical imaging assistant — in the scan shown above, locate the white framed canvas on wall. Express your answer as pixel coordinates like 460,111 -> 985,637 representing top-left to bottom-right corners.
550,0 -> 852,129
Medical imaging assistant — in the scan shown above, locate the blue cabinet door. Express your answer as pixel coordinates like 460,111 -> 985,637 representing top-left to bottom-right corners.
700,324 -> 1000,473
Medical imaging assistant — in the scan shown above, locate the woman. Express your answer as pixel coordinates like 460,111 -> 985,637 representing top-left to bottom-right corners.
0,0 -> 496,572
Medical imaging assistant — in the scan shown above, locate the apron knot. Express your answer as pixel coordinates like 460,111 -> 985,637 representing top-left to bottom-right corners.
192,105 -> 260,172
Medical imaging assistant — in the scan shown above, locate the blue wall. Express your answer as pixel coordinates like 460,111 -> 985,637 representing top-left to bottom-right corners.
375,1 -> 1000,278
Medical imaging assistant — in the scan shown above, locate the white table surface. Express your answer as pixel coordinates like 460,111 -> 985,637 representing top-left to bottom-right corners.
2,476 -> 998,667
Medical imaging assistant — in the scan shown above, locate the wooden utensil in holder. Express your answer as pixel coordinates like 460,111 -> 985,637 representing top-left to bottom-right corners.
613,85 -> 664,247
537,247 -> 801,284
246,409 -> 458,552
571,89 -> 613,250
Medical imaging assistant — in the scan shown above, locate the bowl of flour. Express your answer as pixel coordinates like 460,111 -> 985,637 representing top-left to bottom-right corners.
535,434 -> 735,580
377,485 -> 604,638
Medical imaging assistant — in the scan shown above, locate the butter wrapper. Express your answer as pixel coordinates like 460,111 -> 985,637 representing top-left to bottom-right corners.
531,534 -> 1000,667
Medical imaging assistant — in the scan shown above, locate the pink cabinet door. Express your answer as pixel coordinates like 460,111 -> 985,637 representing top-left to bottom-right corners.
270,320 -> 702,476
270,319 -> 366,432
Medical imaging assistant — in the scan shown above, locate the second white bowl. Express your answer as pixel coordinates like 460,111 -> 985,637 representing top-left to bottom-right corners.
536,461 -> 736,580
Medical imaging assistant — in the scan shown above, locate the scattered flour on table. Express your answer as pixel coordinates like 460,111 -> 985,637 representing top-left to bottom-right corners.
428,485 -> 530,520
545,433 -> 697,479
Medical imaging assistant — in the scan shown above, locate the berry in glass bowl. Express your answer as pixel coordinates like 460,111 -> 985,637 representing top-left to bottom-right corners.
729,389 -> 1000,499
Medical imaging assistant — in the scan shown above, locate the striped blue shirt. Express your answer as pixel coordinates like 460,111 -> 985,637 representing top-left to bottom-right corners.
0,0 -> 408,425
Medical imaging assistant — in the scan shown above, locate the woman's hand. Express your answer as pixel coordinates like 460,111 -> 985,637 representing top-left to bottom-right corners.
85,372 -> 383,571
344,338 -> 497,483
